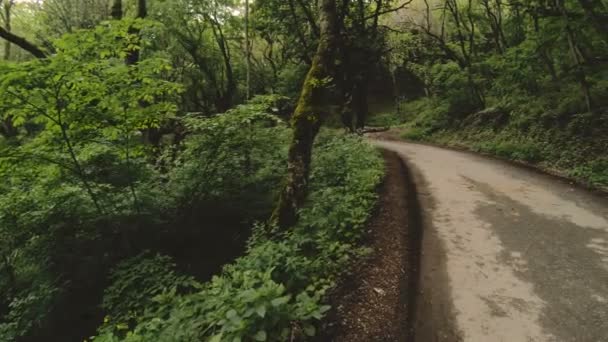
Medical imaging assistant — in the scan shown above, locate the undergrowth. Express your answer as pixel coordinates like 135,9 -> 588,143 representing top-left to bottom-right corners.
92,133 -> 385,342
387,97 -> 608,188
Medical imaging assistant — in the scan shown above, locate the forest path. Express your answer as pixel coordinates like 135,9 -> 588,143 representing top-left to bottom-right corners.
372,139 -> 608,342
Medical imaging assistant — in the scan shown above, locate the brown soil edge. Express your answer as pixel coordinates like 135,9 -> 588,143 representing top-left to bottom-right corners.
370,129 -> 608,198
316,151 -> 424,341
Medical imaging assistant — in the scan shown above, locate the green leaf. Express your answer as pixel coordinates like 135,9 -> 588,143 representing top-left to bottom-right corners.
115,323 -> 129,331
226,309 -> 237,319
208,333 -> 223,342
303,324 -> 316,336
253,330 -> 267,341
270,295 -> 290,307
255,306 -> 266,318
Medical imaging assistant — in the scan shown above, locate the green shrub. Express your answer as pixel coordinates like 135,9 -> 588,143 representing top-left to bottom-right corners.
367,112 -> 407,127
166,96 -> 290,217
475,141 -> 543,163
98,253 -> 199,336
401,127 -> 430,141
570,159 -> 608,186
92,133 -> 385,342
0,283 -> 58,341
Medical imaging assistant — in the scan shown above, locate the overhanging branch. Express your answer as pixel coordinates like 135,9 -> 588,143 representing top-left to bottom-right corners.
0,27 -> 46,58
364,0 -> 414,21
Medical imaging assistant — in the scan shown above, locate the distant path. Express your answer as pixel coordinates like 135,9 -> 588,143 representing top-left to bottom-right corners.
373,139 -> 608,342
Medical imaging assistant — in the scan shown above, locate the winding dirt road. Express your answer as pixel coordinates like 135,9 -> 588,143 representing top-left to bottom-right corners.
373,139 -> 608,342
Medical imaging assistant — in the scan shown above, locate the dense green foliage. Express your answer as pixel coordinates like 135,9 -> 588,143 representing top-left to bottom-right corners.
2,0 -> 605,340
0,1 -> 391,339
93,134 -> 383,342
0,60 -> 294,339
370,0 -> 608,187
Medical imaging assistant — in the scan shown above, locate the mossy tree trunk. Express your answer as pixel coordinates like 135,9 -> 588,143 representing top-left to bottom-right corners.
271,0 -> 339,230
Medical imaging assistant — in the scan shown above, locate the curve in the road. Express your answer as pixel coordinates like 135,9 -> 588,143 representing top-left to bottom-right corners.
373,139 -> 608,342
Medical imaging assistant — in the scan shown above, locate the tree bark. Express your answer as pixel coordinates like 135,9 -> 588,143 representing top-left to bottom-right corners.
209,15 -> 235,112
353,79 -> 368,129
1,0 -> 17,138
0,27 -> 46,59
295,0 -> 320,37
288,0 -> 314,64
481,0 -> 504,53
245,0 -> 251,100
3,0 -> 13,60
271,0 -> 339,230
137,0 -> 147,19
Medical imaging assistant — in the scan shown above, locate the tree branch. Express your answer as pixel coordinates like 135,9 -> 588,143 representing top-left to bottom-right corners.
364,0 -> 414,21
295,0 -> 320,37
0,26 -> 46,58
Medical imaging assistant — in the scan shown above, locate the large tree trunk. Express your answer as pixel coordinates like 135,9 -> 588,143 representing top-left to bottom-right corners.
353,78 -> 369,129
137,0 -> 147,18
271,0 -> 339,230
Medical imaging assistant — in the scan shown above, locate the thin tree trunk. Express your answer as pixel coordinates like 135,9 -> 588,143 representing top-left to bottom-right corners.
137,0 -> 147,18
245,0 -> 251,100
126,0 -> 147,65
3,0 -> 12,60
541,49 -> 559,84
295,0 -> 321,37
58,112 -> 104,215
353,79 -> 369,129
560,0 -> 593,112
262,35 -> 279,93
288,0 -> 313,64
1,1 -> 17,138
2,253 -> 15,289
481,0 -> 503,53
271,0 -> 339,230
530,12 -> 558,85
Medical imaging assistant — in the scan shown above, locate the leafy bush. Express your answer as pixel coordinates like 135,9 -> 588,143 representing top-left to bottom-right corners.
0,20 -> 182,340
166,96 -> 290,219
401,127 -> 430,141
0,283 -> 58,341
0,16 -> 295,341
570,159 -> 608,186
92,133 -> 385,342
275,63 -> 309,100
98,253 -> 199,335
475,141 -> 543,163
367,112 -> 407,127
